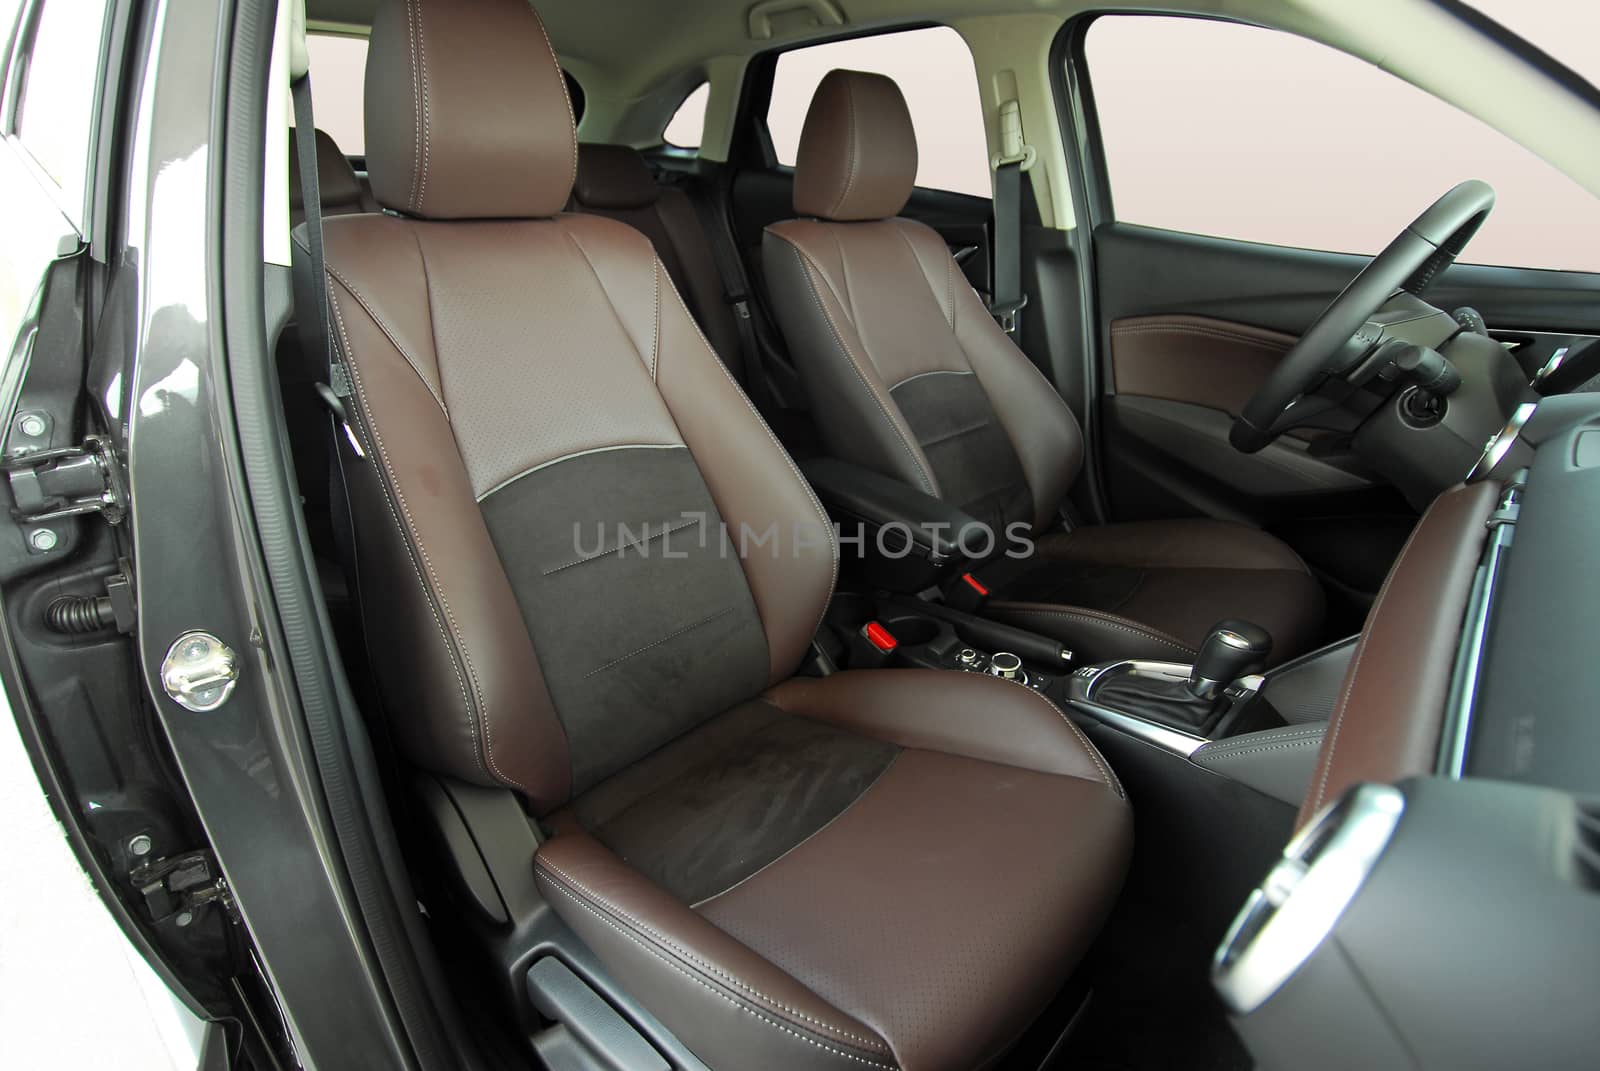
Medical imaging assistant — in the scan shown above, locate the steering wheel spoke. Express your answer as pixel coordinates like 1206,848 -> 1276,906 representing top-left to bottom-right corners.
1230,180 -> 1496,454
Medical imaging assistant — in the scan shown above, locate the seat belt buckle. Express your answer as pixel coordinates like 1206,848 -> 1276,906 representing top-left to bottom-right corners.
946,572 -> 991,613
848,621 -> 899,668
990,295 -> 1028,338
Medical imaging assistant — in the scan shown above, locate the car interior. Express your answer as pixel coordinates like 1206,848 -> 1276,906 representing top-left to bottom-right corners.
7,0 -> 1593,1065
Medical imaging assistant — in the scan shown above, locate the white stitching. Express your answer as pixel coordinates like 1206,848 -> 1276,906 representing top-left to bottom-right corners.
325,262 -> 448,414
414,0 -> 431,213
651,259 -> 840,654
583,607 -> 735,679
537,861 -> 893,1058
331,260 -> 517,791
1194,737 -> 1324,766
779,238 -> 938,495
989,605 -> 1198,657
329,288 -> 505,787
651,258 -> 661,380
1193,727 -> 1326,759
402,0 -> 421,212
528,5 -> 578,197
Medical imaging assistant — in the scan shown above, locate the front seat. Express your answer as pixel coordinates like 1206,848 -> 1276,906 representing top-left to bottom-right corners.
762,70 -> 1324,666
314,3 -> 1131,1068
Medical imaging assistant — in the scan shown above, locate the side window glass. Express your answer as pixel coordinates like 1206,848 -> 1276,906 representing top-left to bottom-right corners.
12,0 -> 112,219
766,26 -> 989,198
304,33 -> 368,155
664,82 -> 708,149
1083,14 -> 1600,273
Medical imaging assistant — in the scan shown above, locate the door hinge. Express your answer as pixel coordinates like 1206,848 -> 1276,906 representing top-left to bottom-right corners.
2,434 -> 128,525
130,849 -> 237,928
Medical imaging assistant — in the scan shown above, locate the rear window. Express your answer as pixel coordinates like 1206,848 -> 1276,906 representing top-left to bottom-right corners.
664,83 -> 709,149
765,26 -> 989,198
304,32 -> 367,155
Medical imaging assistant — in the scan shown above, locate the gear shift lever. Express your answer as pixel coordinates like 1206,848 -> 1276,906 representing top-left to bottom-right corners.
1188,620 -> 1272,701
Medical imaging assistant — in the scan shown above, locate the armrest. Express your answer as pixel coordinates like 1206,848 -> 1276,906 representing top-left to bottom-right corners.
800,457 -> 985,561
1189,724 -> 1327,806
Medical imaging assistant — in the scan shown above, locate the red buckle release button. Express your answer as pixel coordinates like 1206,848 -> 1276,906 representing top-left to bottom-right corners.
962,573 -> 990,597
863,621 -> 898,652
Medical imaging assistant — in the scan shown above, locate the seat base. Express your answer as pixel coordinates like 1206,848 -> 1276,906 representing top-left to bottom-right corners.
976,518 -> 1326,667
535,670 -> 1131,1071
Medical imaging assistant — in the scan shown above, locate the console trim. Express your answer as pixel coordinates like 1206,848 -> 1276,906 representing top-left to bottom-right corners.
1212,783 -> 1406,1015
1070,698 -> 1209,757
1438,477 -> 1521,777
1067,659 -> 1261,758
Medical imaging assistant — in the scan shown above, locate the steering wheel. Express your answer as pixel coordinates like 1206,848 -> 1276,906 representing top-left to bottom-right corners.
1229,180 -> 1496,453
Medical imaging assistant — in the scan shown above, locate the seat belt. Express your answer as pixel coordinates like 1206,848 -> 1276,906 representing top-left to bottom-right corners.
290,72 -> 363,462
290,68 -> 417,815
689,175 -> 777,409
989,99 -> 1034,338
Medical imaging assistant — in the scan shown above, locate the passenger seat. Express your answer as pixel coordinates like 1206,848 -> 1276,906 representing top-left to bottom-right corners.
288,127 -> 376,225
570,145 -> 743,381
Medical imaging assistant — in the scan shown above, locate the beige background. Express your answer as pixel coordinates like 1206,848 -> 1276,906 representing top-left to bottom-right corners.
310,5 -> 1599,274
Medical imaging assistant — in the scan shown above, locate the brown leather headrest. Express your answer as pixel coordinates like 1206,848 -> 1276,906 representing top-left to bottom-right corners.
363,0 -> 576,219
289,128 -> 366,214
572,145 -> 660,210
793,69 -> 917,222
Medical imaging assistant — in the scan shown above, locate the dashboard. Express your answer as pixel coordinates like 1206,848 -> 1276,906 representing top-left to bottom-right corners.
1211,402 -> 1600,1068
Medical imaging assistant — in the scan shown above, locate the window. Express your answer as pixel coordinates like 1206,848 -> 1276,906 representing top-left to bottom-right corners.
766,26 -> 989,198
13,0 -> 110,216
1084,15 -> 1600,273
664,82 -> 708,149
304,33 -> 367,155
1461,0 -> 1600,91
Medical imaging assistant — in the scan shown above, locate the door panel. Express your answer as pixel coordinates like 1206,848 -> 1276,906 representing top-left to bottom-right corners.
1091,221 -> 1600,619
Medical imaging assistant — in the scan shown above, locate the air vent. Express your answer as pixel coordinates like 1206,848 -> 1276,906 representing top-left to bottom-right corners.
1573,800 -> 1600,892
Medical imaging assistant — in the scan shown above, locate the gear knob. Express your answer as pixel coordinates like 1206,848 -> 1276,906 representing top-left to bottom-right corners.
1188,620 -> 1272,701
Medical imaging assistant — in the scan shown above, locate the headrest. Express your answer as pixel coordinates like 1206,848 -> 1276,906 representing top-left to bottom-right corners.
572,145 -> 660,210
363,0 -> 576,219
793,69 -> 917,222
289,128 -> 366,214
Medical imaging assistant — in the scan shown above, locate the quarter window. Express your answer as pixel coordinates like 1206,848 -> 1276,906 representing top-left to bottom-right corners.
13,0 -> 111,217
766,26 -> 989,198
1084,14 -> 1600,273
664,82 -> 708,149
304,33 -> 368,155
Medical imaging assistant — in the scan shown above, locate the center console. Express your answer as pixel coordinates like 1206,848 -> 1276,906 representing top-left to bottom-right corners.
824,592 -> 1349,808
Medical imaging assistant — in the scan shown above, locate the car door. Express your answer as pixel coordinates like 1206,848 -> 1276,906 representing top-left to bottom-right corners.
1057,12 -> 1600,629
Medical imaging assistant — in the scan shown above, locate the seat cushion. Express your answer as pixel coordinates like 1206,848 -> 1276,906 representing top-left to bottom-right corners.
977,519 -> 1325,666
534,669 -> 1131,1071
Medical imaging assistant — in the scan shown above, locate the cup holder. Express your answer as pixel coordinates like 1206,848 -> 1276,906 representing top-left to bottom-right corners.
880,614 -> 942,647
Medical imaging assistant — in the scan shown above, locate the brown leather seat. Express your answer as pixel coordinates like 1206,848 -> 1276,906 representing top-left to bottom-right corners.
288,127 -> 375,225
316,3 -> 1130,1069
570,144 -> 745,380
762,70 -> 1324,667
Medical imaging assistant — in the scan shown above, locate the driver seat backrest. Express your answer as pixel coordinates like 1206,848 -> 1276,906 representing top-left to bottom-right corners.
762,69 -> 1083,537
316,0 -> 833,810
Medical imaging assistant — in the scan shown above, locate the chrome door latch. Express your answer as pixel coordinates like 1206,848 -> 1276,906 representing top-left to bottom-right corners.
161,631 -> 240,712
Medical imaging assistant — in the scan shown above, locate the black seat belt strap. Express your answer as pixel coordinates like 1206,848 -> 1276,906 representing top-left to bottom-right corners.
290,73 -> 363,460
989,99 -> 1033,338
690,176 -> 773,408
990,160 -> 1026,337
